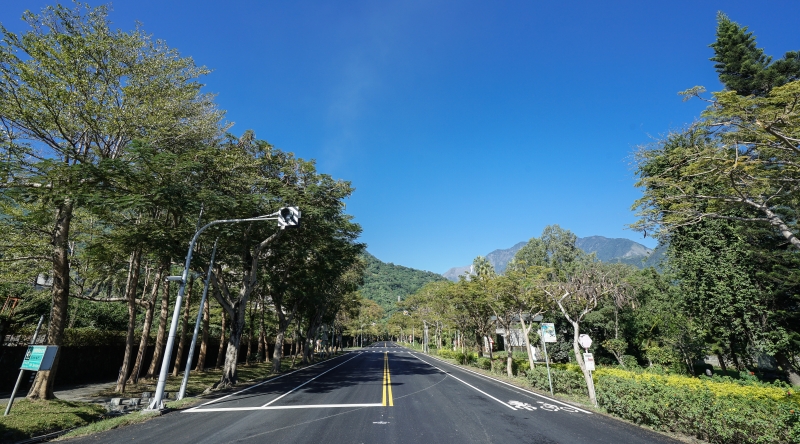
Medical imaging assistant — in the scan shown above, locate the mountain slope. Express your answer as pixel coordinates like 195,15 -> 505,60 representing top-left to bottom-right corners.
443,236 -> 661,280
575,236 -> 652,261
486,241 -> 527,274
360,252 -> 446,315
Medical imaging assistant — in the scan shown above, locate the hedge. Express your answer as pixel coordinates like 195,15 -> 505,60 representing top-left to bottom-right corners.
596,371 -> 799,444
526,364 -> 799,444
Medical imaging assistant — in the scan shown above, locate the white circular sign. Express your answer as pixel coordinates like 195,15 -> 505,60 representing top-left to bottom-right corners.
578,334 -> 592,350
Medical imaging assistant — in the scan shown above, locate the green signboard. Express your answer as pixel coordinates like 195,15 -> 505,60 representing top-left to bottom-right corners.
20,345 -> 58,371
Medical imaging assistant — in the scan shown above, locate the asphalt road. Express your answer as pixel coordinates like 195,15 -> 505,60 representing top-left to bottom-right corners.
65,342 -> 678,444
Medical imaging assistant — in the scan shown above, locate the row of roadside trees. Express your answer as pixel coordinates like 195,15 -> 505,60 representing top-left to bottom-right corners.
0,3 -> 364,399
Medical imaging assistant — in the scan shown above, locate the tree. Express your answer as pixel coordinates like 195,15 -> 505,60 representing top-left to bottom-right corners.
0,3 -> 221,399
710,12 -> 800,97
543,260 -> 633,406
504,261 -> 550,372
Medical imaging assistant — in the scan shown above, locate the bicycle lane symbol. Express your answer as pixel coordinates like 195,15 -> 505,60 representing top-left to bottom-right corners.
508,400 -> 580,413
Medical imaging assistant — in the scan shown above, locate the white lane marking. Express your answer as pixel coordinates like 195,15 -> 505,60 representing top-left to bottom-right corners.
185,352 -> 353,412
186,403 -> 383,412
410,353 -> 517,411
261,353 -> 363,407
417,352 -> 592,415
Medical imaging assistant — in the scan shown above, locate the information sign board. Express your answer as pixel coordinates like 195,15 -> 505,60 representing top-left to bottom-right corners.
583,353 -> 595,371
541,323 -> 557,343
20,346 -> 58,371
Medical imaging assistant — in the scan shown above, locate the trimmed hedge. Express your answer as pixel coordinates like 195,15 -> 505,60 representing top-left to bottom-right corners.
596,372 -> 799,444
525,364 -> 799,444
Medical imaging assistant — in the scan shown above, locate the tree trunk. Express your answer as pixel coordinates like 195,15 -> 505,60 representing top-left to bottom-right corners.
245,300 -> 254,365
571,321 -> 596,406
519,315 -> 536,372
730,343 -> 742,371
216,302 -> 245,388
216,311 -> 227,369
145,273 -> 172,379
28,198 -> 73,400
504,331 -> 513,377
257,309 -> 265,363
129,266 -> 162,384
290,330 -> 298,368
271,303 -> 296,373
115,250 -> 142,393
776,352 -> 800,386
195,296 -> 210,372
172,276 -> 194,376
717,352 -> 728,373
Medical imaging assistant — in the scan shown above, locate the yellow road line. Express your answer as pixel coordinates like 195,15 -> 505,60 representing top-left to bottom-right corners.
386,353 -> 393,406
382,352 -> 393,406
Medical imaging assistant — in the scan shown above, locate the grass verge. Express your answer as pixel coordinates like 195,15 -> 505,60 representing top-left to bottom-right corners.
0,399 -> 106,443
0,353 -> 347,442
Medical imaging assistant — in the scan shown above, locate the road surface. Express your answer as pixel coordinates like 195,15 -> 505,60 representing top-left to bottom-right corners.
66,342 -> 677,443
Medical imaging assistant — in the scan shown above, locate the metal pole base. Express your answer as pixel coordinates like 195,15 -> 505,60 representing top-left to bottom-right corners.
142,400 -> 165,413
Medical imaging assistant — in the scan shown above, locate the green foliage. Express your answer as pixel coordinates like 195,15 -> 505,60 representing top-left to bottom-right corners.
436,348 -> 478,366
527,364 -> 588,397
477,357 -> 491,370
597,372 -> 800,444
710,12 -> 800,97
621,355 -> 640,368
359,252 -> 446,316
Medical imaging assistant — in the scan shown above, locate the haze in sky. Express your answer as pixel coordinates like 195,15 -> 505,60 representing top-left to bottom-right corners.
4,0 -> 799,273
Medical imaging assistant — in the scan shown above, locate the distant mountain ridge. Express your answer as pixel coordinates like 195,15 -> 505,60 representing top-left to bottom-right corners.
443,236 -> 663,281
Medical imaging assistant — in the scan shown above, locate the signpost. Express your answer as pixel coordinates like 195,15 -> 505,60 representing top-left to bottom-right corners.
5,315 -> 45,416
540,323 -> 556,395
578,333 -> 597,406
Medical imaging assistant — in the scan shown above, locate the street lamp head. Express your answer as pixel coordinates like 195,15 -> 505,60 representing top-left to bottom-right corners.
278,206 -> 301,229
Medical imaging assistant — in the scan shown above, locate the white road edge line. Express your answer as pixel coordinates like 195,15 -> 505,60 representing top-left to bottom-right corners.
185,403 -> 383,413
410,353 -> 517,411
261,353 -> 363,407
418,352 -> 593,414
185,352 -> 353,412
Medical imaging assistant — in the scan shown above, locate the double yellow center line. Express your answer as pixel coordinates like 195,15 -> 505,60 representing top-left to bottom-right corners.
382,352 -> 393,406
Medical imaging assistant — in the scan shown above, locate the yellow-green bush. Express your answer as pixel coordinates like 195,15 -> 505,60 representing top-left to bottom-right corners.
596,367 -> 800,404
595,368 -> 799,444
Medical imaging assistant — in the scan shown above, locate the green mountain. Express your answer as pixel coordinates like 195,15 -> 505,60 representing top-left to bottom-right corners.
359,252 -> 446,315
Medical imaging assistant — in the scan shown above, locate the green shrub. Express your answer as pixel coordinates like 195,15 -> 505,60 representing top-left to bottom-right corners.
477,357 -> 491,370
509,357 -> 530,376
596,373 -> 800,444
620,355 -> 640,368
526,365 -> 588,397
437,349 -> 455,359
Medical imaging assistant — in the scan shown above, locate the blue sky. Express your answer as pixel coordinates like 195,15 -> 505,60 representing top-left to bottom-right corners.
4,1 -> 799,273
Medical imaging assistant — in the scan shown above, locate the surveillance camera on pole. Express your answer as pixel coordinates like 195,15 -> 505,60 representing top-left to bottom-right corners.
278,206 -> 300,229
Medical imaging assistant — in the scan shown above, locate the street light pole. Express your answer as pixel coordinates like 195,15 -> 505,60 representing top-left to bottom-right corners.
177,238 -> 218,400
146,208 -> 299,411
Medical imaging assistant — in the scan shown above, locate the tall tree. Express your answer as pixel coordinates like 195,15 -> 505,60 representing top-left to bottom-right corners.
0,3 -> 221,399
